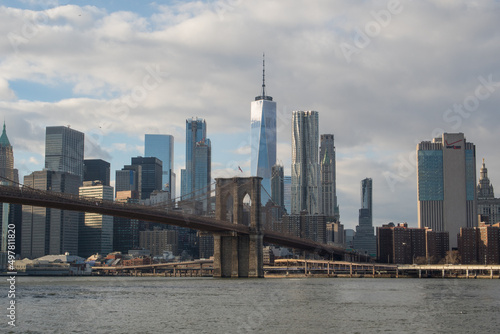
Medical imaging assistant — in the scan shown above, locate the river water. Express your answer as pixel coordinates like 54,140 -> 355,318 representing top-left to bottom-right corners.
2,276 -> 500,333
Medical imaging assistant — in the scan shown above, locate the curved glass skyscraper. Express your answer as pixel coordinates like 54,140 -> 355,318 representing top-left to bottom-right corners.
250,56 -> 276,204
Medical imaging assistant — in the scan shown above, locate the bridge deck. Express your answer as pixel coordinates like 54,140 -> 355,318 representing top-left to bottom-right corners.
0,185 -> 369,260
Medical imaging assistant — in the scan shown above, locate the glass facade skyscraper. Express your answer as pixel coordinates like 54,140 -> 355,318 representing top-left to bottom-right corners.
361,178 -> 373,225
353,178 -> 376,256
181,118 -> 211,213
45,126 -> 84,183
131,157 -> 163,200
291,110 -> 320,214
145,134 -> 175,196
417,133 -> 477,249
84,159 -> 110,186
22,170 -> 80,258
251,56 -> 276,203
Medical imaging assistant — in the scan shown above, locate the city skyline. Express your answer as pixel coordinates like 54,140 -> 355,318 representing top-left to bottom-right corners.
2,1 -> 500,229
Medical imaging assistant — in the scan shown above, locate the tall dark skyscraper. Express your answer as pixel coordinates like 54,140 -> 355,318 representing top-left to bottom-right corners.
45,126 -> 84,182
181,117 -> 211,213
271,164 -> 285,210
251,55 -> 276,202
353,178 -> 376,256
116,165 -> 141,198
361,178 -> 373,225
84,159 -> 110,186
131,157 -> 163,200
145,134 -> 175,196
320,134 -> 339,220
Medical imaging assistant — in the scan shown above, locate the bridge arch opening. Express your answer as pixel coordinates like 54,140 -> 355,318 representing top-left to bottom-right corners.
242,193 -> 251,226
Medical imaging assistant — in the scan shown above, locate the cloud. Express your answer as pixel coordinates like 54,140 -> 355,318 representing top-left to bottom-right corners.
2,1 -> 500,228
0,78 -> 16,100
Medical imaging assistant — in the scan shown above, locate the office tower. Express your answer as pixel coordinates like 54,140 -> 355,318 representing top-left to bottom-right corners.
130,157 -> 162,200
22,170 -> 80,258
45,126 -> 84,182
326,221 -> 344,246
361,178 -> 373,224
353,178 -> 376,256
116,165 -> 141,198
84,159 -> 110,186
181,117 -> 211,213
477,159 -> 500,225
283,175 -> 291,214
291,110 -> 320,214
78,181 -> 114,258
417,133 -> 477,248
113,191 -> 140,254
271,164 -> 284,210
250,55 -> 276,203
320,134 -> 339,221
145,134 -> 175,196
0,122 -> 21,256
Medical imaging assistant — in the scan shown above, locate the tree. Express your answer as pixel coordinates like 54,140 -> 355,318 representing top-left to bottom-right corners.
439,250 -> 460,264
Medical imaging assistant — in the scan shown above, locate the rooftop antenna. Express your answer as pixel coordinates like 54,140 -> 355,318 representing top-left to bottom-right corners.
262,53 -> 266,98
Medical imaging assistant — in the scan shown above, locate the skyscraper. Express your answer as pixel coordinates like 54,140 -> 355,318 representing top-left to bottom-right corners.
291,110 -> 320,214
417,133 -> 477,249
181,117 -> 211,213
353,178 -> 376,256
320,134 -> 339,221
477,159 -> 500,225
45,126 -> 84,182
131,157 -> 163,200
145,134 -> 175,196
361,178 -> 373,224
250,55 -> 276,202
116,165 -> 141,198
79,181 -> 114,258
0,122 -> 21,256
22,170 -> 80,258
271,164 -> 284,210
84,159 -> 110,186
22,125 -> 84,258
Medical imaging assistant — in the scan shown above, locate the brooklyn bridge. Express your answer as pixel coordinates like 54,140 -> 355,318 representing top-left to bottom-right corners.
0,176 -> 370,277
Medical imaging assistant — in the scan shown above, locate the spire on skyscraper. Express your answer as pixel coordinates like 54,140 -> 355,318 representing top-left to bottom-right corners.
255,53 -> 272,101
262,53 -> 266,98
0,121 -> 11,147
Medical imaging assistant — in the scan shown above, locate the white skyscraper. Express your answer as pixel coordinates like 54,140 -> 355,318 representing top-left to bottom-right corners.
291,110 -> 320,214
250,55 -> 276,204
417,133 -> 477,249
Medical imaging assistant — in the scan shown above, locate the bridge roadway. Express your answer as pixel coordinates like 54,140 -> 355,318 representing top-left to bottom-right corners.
0,185 -> 368,261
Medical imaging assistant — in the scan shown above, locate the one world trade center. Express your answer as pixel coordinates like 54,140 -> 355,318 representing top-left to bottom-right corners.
250,55 -> 276,204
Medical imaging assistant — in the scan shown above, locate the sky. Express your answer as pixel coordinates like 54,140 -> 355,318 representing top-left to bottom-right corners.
1,0 -> 500,230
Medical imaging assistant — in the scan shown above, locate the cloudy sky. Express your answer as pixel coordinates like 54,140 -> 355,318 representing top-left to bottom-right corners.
1,0 -> 500,230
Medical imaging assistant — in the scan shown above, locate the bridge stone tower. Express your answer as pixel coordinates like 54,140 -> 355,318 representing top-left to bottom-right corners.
213,177 -> 264,278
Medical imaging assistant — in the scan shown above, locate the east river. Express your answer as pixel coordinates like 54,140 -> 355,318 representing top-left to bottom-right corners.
2,276 -> 500,333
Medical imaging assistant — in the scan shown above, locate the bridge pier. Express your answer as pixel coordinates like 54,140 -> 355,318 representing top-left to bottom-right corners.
213,177 -> 264,278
